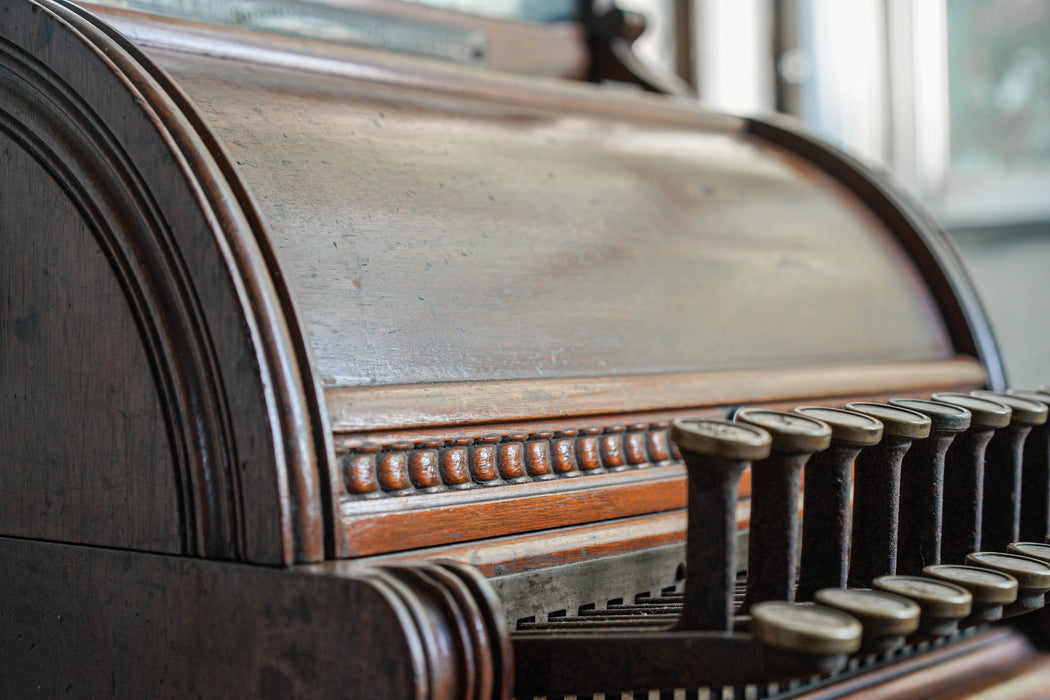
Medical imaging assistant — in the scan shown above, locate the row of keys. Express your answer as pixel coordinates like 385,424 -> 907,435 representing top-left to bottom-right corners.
668,390 -> 1050,657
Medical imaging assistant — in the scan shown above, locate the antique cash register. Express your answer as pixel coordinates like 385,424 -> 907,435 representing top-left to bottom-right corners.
5,0 -> 1050,696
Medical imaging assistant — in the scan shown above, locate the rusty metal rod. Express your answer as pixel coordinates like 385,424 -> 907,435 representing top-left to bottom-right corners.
931,393 -> 1012,565
669,417 -> 771,631
845,402 -> 931,586
734,409 -> 830,611
794,407 -> 882,601
973,391 -> 1048,552
889,399 -> 971,575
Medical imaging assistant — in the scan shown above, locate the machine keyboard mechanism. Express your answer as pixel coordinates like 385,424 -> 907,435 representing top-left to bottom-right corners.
511,390 -> 1050,698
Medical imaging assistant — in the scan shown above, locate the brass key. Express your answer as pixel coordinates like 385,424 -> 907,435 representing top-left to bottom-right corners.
873,575 -> 972,640
930,393 -> 1012,564
793,407 -> 883,601
670,417 -> 771,631
1007,391 -> 1050,542
735,409 -> 831,611
971,392 -> 1048,551
966,551 -> 1050,615
845,403 -> 931,585
923,564 -> 1017,625
888,399 -> 971,574
813,588 -> 919,653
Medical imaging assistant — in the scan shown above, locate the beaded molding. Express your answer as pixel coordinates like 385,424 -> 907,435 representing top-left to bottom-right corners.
341,422 -> 682,498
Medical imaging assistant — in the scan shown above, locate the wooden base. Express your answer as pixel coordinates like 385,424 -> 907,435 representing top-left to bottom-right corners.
0,536 -> 510,698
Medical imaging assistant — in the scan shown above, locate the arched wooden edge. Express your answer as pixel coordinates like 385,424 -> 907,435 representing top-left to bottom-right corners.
745,115 -> 1006,391
0,0 -> 332,563
0,536 -> 511,698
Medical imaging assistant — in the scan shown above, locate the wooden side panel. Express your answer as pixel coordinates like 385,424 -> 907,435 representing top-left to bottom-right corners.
0,538 -> 425,698
0,0 -> 330,563
0,130 -> 182,552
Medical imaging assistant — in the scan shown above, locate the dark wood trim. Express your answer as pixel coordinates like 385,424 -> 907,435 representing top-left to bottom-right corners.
339,466 -> 691,556
57,0 -> 338,562
0,536 -> 511,697
327,358 -> 987,433
794,627 -> 1047,699
4,0 -> 328,563
331,365 -> 986,556
375,510 -> 688,576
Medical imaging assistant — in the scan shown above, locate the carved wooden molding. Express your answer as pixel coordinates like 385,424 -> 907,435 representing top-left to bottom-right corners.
1,0 -> 329,563
341,421 -> 681,498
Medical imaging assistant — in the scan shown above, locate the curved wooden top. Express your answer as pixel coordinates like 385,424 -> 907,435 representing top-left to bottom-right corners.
92,5 -> 968,393
1,1 -> 999,560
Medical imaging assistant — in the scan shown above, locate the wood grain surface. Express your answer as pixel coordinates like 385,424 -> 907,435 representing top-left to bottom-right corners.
327,358 -> 986,432
0,536 -> 511,698
0,0 -> 329,563
157,41 -> 953,389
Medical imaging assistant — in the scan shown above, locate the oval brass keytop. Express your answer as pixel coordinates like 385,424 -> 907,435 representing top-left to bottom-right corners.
1010,389 -> 1050,402
931,393 -> 1012,429
873,575 -> 972,638
972,391 -> 1049,426
794,407 -> 883,446
814,588 -> 920,642
670,417 -> 772,461
750,601 -> 862,656
734,409 -> 832,453
845,402 -> 931,439
1008,541 -> 1050,563
888,399 -> 972,434
966,551 -> 1050,615
965,552 -> 1050,593
923,564 -> 1018,605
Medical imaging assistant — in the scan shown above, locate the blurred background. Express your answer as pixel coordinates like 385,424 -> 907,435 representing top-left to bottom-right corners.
96,0 -> 1050,386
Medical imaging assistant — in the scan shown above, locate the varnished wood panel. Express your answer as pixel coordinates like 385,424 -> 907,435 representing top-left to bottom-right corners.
340,466 -> 690,556
122,28 -> 954,392
0,0 -> 330,563
0,130 -> 182,553
0,537 -> 424,697
327,357 -> 986,432
375,510 -> 689,577
70,3 -> 1003,565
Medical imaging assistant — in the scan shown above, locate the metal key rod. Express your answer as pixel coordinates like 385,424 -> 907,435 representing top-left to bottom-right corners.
794,407 -> 883,601
1008,391 -> 1050,542
888,399 -> 971,575
931,393 -> 1012,564
972,391 -> 1048,552
669,417 -> 771,631
735,409 -> 831,611
845,403 -> 931,586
